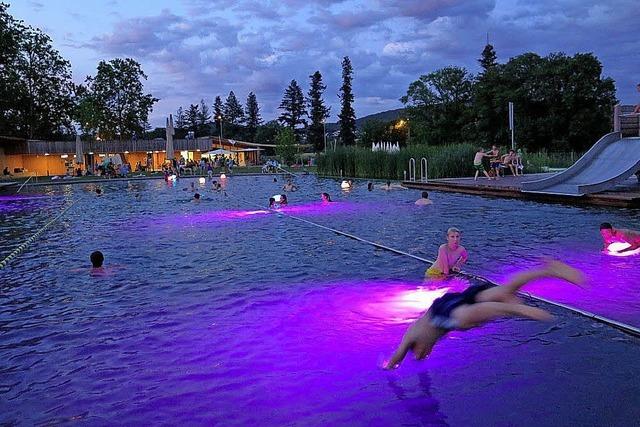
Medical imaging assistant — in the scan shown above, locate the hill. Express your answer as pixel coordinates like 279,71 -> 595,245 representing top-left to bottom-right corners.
325,108 -> 405,133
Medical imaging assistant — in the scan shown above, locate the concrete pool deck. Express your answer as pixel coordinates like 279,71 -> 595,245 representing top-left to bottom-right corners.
403,173 -> 640,207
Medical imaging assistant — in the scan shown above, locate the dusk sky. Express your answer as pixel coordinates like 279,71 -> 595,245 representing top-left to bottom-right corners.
10,0 -> 640,128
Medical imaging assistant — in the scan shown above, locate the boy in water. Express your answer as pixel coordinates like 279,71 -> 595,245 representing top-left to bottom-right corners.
415,191 -> 433,206
90,251 -> 105,275
386,260 -> 585,369
599,222 -> 640,253
425,228 -> 468,277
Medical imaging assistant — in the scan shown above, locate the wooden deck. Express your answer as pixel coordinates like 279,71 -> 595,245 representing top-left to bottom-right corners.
403,173 -> 640,208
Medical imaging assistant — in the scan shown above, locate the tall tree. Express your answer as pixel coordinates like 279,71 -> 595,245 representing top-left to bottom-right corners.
83,58 -> 157,140
224,91 -> 244,125
307,71 -> 330,152
213,95 -> 224,135
175,106 -> 186,129
278,79 -> 307,132
479,44 -> 498,72
338,56 -> 356,145
186,103 -> 199,136
0,4 -> 75,139
197,98 -> 210,134
474,43 -> 501,146
245,92 -> 262,142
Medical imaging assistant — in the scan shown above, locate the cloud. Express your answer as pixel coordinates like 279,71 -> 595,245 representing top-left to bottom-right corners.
71,0 -> 638,126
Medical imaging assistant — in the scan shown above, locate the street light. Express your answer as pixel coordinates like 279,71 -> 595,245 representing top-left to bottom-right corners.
217,115 -> 223,148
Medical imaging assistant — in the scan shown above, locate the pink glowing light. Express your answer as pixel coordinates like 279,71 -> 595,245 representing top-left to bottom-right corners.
606,242 -> 640,257
395,287 -> 449,311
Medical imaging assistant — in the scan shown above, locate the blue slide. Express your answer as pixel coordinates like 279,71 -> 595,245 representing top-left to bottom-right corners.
521,133 -> 640,196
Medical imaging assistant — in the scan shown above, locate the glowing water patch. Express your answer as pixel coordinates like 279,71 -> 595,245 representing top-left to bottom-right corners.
607,242 -> 640,257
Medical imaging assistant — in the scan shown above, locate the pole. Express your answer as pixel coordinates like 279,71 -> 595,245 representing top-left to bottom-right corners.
508,102 -> 515,150
323,120 -> 327,153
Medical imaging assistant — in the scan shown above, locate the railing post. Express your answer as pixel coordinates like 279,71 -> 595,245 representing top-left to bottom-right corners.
420,157 -> 428,182
408,158 -> 416,181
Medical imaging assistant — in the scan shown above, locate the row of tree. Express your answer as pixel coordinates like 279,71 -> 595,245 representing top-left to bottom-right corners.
401,45 -> 617,152
0,4 -> 157,141
171,57 -> 357,152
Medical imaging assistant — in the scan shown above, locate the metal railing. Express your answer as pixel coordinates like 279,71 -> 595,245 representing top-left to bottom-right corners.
408,158 -> 416,181
420,157 -> 428,182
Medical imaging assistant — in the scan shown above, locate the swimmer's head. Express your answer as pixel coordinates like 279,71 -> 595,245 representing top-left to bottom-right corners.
321,192 -> 331,202
421,191 -> 429,199
281,194 -> 288,204
600,222 -> 614,241
386,180 -> 391,186
446,227 -> 461,248
90,250 -> 104,268
194,193 -> 200,200
367,182 -> 373,191
269,197 -> 276,207
95,188 -> 102,195
273,177 -> 277,182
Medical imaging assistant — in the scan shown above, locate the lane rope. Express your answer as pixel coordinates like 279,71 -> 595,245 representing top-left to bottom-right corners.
0,201 -> 75,270
230,192 -> 640,338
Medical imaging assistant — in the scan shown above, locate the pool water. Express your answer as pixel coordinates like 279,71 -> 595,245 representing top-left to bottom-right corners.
1,175 -> 639,425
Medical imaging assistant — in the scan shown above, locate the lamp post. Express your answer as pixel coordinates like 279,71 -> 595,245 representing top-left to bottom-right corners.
217,115 -> 223,148
323,119 -> 327,153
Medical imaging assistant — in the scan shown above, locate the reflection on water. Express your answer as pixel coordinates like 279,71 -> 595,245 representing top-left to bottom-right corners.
0,176 -> 639,424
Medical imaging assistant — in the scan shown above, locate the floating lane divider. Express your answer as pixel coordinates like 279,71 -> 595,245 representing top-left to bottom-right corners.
0,201 -> 75,270
231,195 -> 640,338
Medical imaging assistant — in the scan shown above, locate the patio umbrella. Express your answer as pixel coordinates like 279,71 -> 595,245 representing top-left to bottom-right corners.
75,135 -> 84,164
166,114 -> 175,160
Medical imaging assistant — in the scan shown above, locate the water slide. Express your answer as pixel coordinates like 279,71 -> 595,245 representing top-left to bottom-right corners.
521,133 -> 640,196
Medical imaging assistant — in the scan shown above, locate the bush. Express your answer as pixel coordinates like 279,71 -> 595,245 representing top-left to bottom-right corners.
317,145 -> 579,179
317,144 -> 477,179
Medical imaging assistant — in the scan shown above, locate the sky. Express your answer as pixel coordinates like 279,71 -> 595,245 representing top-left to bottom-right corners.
9,0 -> 640,128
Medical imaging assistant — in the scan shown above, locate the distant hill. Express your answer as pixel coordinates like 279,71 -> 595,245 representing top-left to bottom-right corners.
325,108 -> 406,133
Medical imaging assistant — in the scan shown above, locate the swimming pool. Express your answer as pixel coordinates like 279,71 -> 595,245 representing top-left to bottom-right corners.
1,175 -> 639,425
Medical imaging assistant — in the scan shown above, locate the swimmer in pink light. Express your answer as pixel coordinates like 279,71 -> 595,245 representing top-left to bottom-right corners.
425,227 -> 468,278
599,222 -> 640,254
269,194 -> 288,209
385,260 -> 585,369
321,192 -> 332,202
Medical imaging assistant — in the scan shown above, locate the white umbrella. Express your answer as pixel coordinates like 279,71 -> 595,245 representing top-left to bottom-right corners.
165,114 -> 175,160
75,135 -> 84,164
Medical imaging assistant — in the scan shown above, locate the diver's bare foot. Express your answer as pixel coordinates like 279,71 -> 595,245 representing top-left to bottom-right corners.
544,260 -> 585,287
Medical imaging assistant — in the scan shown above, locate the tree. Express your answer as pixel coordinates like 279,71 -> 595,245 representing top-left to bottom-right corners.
186,104 -> 199,136
83,58 -> 157,140
213,95 -> 224,134
474,44 -> 502,145
197,98 -> 210,135
479,44 -> 498,72
275,127 -> 296,164
175,106 -> 186,129
224,91 -> 244,125
0,4 -> 75,139
401,66 -> 474,145
278,79 -> 307,133
245,92 -> 262,142
307,71 -> 330,152
255,120 -> 282,148
338,56 -> 356,145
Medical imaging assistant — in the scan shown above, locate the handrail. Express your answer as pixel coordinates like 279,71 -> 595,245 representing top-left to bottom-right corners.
420,157 -> 428,182
276,166 -> 298,177
408,158 -> 416,181
15,174 -> 34,193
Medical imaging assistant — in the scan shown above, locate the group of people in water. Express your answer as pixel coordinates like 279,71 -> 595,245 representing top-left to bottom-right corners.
86,173 -> 638,371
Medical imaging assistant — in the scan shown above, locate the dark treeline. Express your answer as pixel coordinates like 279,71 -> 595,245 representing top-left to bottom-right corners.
399,44 -> 617,153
